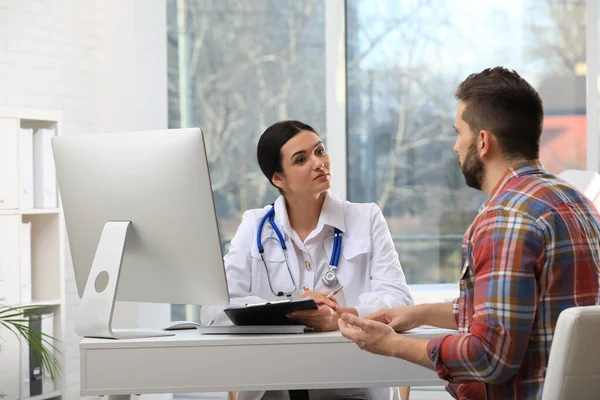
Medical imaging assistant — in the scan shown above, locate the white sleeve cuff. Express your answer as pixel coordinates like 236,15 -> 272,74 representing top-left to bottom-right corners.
353,305 -> 377,317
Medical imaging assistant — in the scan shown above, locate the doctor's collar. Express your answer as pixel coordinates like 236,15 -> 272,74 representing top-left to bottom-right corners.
273,191 -> 346,235
318,191 -> 346,234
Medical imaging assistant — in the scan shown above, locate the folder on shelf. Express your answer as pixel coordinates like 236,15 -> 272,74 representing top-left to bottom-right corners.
24,313 -> 55,397
19,128 -> 34,210
22,324 -> 30,398
0,325 -> 22,399
0,215 -> 21,305
0,117 -> 19,210
33,128 -> 57,209
28,314 -> 43,397
20,221 -> 32,303
224,297 -> 317,326
41,313 -> 55,393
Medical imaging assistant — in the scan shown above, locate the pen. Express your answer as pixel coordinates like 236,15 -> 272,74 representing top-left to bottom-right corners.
326,286 -> 343,299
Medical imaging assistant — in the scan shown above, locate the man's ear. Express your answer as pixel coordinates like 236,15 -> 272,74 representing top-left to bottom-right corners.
272,172 -> 286,190
479,129 -> 493,158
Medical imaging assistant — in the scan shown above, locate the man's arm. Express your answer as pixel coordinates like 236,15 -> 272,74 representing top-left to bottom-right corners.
338,313 -> 435,370
389,336 -> 433,369
415,303 -> 457,330
365,302 -> 457,331
344,209 -> 543,385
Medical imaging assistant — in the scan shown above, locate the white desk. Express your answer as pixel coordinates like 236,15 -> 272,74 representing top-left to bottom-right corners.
80,328 -> 455,399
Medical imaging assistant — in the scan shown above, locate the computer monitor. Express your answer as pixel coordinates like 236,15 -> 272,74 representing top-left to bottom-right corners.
51,128 -> 230,339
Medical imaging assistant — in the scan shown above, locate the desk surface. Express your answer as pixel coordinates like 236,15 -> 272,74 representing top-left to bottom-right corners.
81,326 -> 455,347
80,327 -> 455,396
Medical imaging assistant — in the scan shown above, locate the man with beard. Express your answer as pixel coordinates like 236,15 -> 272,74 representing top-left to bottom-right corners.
337,67 -> 600,400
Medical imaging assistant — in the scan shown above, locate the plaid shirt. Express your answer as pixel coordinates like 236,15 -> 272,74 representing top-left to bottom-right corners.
427,161 -> 600,400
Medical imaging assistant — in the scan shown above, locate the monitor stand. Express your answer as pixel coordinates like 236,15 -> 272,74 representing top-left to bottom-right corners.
75,221 -> 174,339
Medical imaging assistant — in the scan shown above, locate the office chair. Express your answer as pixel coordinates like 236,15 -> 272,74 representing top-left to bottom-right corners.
541,305 -> 600,400
229,388 -> 411,400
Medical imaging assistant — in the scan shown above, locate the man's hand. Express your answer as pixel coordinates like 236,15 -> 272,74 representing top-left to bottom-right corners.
365,306 -> 420,332
338,313 -> 398,356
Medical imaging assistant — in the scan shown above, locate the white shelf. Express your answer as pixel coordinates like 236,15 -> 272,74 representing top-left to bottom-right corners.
1,300 -> 62,309
17,299 -> 62,308
0,107 -> 62,122
26,390 -> 62,400
0,110 -> 65,400
0,209 -> 60,216
0,209 -> 19,215
21,209 -> 60,215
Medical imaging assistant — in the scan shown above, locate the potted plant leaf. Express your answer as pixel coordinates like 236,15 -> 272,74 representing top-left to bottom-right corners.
0,304 -> 61,382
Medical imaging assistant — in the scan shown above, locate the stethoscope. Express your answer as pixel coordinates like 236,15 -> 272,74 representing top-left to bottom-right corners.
257,206 -> 343,297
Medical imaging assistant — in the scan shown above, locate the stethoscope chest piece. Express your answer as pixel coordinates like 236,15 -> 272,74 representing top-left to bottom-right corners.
258,205 -> 343,295
322,267 -> 338,286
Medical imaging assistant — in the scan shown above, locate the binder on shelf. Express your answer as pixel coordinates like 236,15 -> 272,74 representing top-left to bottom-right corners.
19,128 -> 34,210
0,117 -> 19,210
0,327 -> 22,400
41,313 -> 55,393
22,330 -> 30,398
0,215 -> 20,305
28,314 -> 43,397
20,221 -> 32,303
22,315 -> 56,398
33,128 -> 57,209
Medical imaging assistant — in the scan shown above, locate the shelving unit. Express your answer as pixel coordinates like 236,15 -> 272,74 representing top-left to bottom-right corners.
0,107 -> 65,400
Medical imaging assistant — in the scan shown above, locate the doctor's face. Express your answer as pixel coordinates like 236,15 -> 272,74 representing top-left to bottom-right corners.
274,130 -> 332,196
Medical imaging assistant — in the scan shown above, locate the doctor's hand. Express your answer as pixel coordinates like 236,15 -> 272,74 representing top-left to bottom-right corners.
298,289 -> 339,310
365,306 -> 420,332
338,313 -> 397,357
286,304 -> 339,332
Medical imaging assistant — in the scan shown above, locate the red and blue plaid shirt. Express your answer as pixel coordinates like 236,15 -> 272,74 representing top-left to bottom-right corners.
427,161 -> 600,399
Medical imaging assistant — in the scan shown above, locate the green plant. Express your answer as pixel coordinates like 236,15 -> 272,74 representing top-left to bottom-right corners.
0,304 -> 61,381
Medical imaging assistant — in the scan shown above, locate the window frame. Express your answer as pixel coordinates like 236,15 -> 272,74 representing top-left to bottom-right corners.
330,0 -> 599,299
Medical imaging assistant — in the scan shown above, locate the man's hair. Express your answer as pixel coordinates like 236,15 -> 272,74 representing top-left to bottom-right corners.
455,67 -> 544,160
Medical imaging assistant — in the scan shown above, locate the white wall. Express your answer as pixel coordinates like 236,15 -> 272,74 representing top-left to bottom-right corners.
0,1 -> 168,398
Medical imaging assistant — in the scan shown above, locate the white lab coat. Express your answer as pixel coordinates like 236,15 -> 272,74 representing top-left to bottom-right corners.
201,191 -> 414,400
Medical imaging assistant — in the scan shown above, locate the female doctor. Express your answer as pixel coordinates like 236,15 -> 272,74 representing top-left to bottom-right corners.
201,120 -> 413,400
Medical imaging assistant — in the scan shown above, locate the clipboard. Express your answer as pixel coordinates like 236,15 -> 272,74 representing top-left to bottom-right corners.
224,298 -> 318,325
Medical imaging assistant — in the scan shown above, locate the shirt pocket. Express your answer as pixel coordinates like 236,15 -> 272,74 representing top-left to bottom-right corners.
324,234 -> 372,264
325,235 -> 372,294
342,235 -> 372,260
458,249 -> 475,332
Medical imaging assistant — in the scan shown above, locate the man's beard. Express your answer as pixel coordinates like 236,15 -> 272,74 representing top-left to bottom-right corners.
459,139 -> 485,191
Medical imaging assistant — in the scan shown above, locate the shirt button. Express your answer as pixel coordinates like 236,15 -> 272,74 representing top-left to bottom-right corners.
305,261 -> 311,271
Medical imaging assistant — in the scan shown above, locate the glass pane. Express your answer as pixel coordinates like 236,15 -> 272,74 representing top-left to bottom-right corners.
167,0 -> 326,319
346,0 -> 587,285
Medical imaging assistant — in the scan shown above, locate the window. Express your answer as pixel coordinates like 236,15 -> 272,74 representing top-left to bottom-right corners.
346,0 -> 587,285
167,0 -> 326,320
